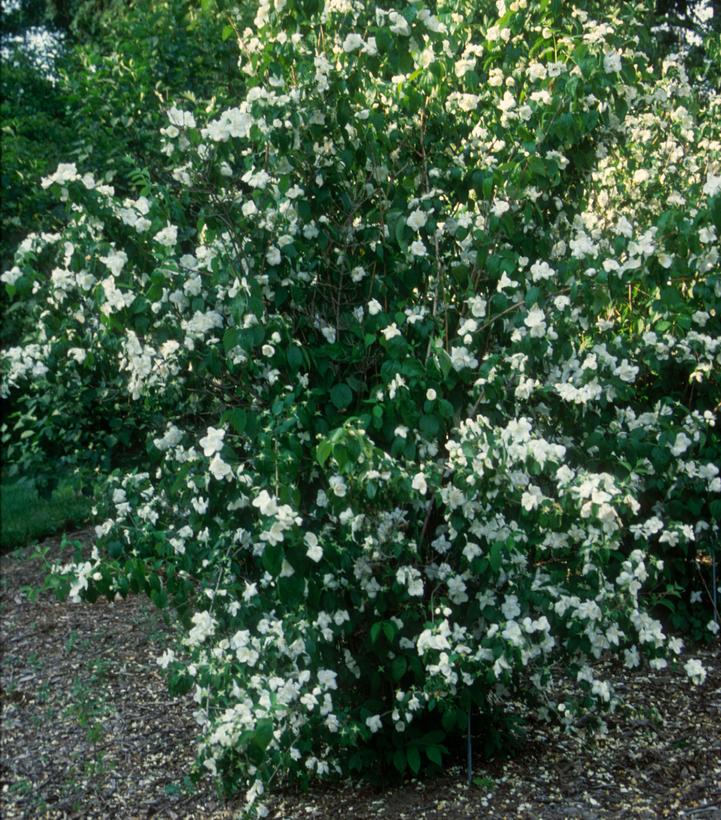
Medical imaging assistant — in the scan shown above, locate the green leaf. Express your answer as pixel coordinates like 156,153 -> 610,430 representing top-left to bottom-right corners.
330,383 -> 353,410
316,440 -> 332,466
107,540 -> 124,559
419,414 -> 439,438
391,655 -> 407,681
287,344 -> 303,371
393,748 -> 407,773
489,541 -> 503,573
278,574 -> 305,606
395,217 -> 408,251
150,588 -> 168,609
425,745 -> 442,766
252,719 -> 274,751
441,709 -> 456,732
297,199 -> 312,221
261,544 -> 283,577
224,408 -> 247,434
406,745 -> 421,774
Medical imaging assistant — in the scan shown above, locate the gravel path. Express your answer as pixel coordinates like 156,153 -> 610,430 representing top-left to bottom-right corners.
1,536 -> 720,818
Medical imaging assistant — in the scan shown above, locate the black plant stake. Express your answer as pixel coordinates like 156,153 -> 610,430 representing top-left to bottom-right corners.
466,708 -> 473,786
713,544 -> 718,626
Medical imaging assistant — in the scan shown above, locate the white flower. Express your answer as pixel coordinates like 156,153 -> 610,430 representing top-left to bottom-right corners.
362,37 -> 378,56
699,226 -> 716,244
406,209 -> 427,231
521,485 -> 543,511
342,33 -> 364,52
624,646 -> 640,668
696,2 -> 714,22
67,348 -> 87,363
1,266 -> 22,286
266,246 -> 281,266
305,532 -> 324,562
368,298 -> 383,315
502,620 -> 523,646
492,199 -> 510,217
318,669 -> 337,689
41,162 -> 78,189
329,476 -> 347,497
497,271 -> 519,291
99,249 -> 128,276
457,93 -> 480,111
253,490 -> 278,517
499,91 -> 516,112
706,619 -> 720,636
603,52 -> 622,73
365,714 -> 382,733
670,432 -> 692,457
382,323 -> 401,340
397,566 -> 424,596
463,541 -> 481,561
468,296 -> 487,318
412,473 -> 428,494
530,260 -> 554,281
242,168 -> 271,188
556,465 -> 574,485
243,581 -> 258,602
187,611 -> 216,646
426,388 -> 437,401
502,594 -> 521,620
199,426 -> 225,457
447,575 -> 468,604
614,359 -> 638,383
388,11 -> 410,35
153,224 -> 178,247
524,305 -> 546,337
209,454 -> 232,480
191,497 -> 208,514
167,107 -> 196,128
450,345 -> 478,371
410,240 -> 427,257
528,62 -> 547,81
702,172 -> 721,197
684,658 -> 706,685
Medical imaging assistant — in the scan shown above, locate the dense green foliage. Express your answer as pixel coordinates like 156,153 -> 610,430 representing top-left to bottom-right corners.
1,0 -> 242,485
1,0 -> 240,269
1,0 -> 720,816
0,475 -> 92,551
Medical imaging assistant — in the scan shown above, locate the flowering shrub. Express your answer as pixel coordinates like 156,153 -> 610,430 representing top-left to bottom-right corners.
2,0 -> 720,815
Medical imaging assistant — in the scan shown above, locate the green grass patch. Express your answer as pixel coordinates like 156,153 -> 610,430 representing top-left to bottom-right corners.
0,477 -> 93,552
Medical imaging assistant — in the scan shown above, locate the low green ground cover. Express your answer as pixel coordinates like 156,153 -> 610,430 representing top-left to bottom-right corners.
0,476 -> 92,551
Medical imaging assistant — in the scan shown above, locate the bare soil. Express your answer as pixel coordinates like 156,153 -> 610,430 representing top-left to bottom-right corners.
1,534 -> 720,819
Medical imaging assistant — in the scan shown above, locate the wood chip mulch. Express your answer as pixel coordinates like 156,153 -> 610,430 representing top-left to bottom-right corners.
1,534 -> 719,819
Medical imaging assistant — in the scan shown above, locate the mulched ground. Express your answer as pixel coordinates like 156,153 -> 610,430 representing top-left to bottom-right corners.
1,534 -> 720,819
